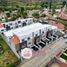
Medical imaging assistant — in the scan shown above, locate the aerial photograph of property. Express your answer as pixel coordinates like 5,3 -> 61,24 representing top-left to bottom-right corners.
0,0 -> 67,67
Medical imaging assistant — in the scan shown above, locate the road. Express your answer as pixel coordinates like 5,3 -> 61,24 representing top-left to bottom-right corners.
19,37 -> 67,67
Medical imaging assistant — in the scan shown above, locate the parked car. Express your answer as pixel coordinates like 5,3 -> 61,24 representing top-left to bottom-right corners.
63,34 -> 67,39
65,39 -> 67,43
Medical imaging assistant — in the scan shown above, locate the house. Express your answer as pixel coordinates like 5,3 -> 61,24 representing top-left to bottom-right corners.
0,18 -> 33,33
55,9 -> 62,13
57,11 -> 67,20
49,22 -> 65,30
3,23 -> 59,58
0,12 -> 6,19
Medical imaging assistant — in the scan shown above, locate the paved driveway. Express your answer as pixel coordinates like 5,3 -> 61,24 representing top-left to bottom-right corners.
19,37 -> 67,67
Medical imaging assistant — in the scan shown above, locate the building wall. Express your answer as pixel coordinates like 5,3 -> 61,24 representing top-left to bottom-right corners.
1,34 -> 20,58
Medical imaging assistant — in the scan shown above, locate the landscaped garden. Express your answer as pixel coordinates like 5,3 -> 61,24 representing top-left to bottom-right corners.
60,54 -> 67,60
60,49 -> 67,61
0,35 -> 20,67
64,50 -> 67,54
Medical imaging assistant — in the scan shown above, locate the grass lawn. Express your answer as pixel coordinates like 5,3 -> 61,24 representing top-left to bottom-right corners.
64,50 -> 67,54
60,54 -> 67,60
0,35 -> 20,67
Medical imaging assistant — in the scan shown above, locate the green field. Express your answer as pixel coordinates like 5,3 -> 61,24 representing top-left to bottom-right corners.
0,35 -> 20,67
60,54 -> 67,60
64,50 -> 67,54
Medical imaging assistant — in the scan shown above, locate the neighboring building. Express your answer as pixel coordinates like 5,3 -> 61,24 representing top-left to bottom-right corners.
49,22 -> 65,30
58,12 -> 67,20
0,18 -> 33,33
0,12 -> 6,20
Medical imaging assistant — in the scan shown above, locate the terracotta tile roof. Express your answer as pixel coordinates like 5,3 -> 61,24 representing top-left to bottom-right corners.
49,22 -> 64,30
47,14 -> 53,19
0,23 -> 4,28
65,30 -> 67,33
11,35 -> 20,45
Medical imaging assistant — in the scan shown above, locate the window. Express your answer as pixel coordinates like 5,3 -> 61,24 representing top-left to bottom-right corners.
22,39 -> 24,41
6,25 -> 10,31
23,22 -> 26,26
3,24 -> 5,27
28,37 -> 30,40
29,42 -> 31,44
26,20 -> 27,22
1,29 -> 4,31
11,27 -> 13,29
10,23 -> 12,25
36,34 -> 38,36
18,21 -> 21,23
21,39 -> 27,49
42,31 -> 44,33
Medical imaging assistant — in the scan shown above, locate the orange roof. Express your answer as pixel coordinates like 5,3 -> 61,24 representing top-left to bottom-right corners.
47,14 -> 53,19
0,23 -> 4,28
65,30 -> 67,33
49,22 -> 64,30
11,35 -> 20,45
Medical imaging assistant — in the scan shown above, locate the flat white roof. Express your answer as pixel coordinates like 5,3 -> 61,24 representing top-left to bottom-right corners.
4,30 -> 13,37
4,23 -> 42,37
13,23 -> 43,38
4,23 -> 58,39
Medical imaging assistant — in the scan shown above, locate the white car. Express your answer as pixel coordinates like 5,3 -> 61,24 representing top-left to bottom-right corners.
63,34 -> 67,38
65,39 -> 67,43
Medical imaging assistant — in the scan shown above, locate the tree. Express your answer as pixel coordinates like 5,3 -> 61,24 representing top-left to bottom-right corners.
11,14 -> 17,21
6,13 -> 10,17
41,14 -> 46,17
41,2 -> 48,8
0,0 -> 7,6
66,2 -> 67,8
22,11 -> 28,18
52,4 -> 56,15
49,0 -> 52,9
20,7 -> 25,14
18,7 -> 28,18
19,7 -> 25,17
63,1 -> 66,7
32,12 -> 40,18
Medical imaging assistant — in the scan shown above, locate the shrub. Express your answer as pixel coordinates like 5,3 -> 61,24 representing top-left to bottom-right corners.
6,63 -> 15,67
32,12 -> 40,18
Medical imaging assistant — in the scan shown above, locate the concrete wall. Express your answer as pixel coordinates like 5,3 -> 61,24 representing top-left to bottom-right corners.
1,34 -> 20,58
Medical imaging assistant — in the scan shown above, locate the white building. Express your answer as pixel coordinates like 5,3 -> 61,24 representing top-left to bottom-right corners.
2,23 -> 59,58
0,18 -> 33,33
